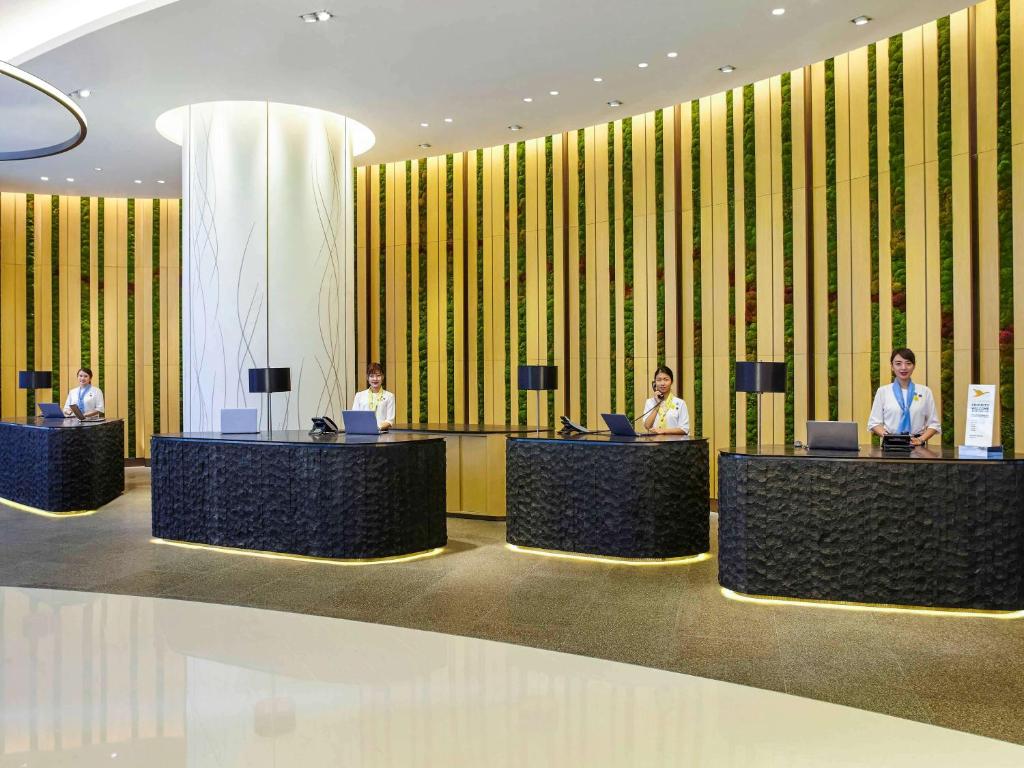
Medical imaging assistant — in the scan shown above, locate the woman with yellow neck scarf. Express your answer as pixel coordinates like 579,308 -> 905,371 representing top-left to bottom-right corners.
642,365 -> 690,436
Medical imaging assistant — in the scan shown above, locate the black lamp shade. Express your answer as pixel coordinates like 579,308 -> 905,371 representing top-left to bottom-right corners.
517,365 -> 558,391
735,361 -> 786,394
18,370 -> 53,389
248,367 -> 291,394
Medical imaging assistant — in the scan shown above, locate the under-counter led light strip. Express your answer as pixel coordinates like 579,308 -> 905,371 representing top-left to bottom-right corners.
507,543 -> 711,567
152,538 -> 445,566
721,588 -> 1024,620
0,497 -> 97,518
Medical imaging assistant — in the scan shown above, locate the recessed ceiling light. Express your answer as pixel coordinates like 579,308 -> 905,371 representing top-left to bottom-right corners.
299,10 -> 332,22
134,179 -> 142,184
40,176 -> 49,181
420,122 -> 429,127
419,143 -> 432,149
593,77 -> 603,83
851,15 -> 871,25
69,88 -> 91,99
508,124 -> 522,131
157,180 -> 165,184
719,65 -> 736,73
667,52 -> 678,58
66,177 -> 74,182
772,8 -> 786,16
607,100 -> 623,107
523,97 -> 533,103
444,117 -> 453,123
638,62 -> 648,69
549,90 -> 559,96
94,167 -> 102,171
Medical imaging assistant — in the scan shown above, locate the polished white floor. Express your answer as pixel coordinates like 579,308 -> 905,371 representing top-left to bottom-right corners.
1,587 -> 1021,767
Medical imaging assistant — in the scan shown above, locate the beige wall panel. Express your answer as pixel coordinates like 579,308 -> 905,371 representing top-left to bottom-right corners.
385,164 -> 398,391
976,1 -> 997,155
0,195 -> 18,416
409,161 -> 421,421
904,161 -> 928,357
481,150 -> 496,424
663,108 -> 679,368
453,155 -> 466,422
584,129 -> 600,426
903,28 -> 926,169
977,150 -> 1000,393
393,162 -> 409,420
568,132 -> 582,421
355,167 -> 367,374
769,79 -> 786,442
465,154 -> 479,424
166,198 -> 181,434
1014,142 -> 1024,444
158,199 -> 170,434
137,201 -> 153,457
490,148 -> 507,424
369,167 -> 381,365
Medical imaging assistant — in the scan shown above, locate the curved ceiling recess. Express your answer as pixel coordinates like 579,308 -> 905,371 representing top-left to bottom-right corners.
0,60 -> 86,160
0,0 -> 974,196
155,102 -> 376,156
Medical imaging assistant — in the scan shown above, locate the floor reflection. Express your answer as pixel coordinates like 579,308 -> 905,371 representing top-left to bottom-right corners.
2,587 -> 1022,767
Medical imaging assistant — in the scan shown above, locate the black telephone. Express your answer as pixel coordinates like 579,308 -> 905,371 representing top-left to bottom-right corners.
309,415 -> 340,435
559,415 -> 590,434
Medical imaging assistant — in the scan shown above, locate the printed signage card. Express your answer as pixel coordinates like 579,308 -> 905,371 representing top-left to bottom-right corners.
964,384 -> 996,447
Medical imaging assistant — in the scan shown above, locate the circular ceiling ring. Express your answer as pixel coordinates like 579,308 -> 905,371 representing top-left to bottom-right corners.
0,59 -> 87,161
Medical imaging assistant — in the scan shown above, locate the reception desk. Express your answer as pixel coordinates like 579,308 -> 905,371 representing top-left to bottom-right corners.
391,423 -> 535,518
718,446 -> 1024,611
506,433 -> 710,559
151,431 -> 446,559
0,417 -> 124,513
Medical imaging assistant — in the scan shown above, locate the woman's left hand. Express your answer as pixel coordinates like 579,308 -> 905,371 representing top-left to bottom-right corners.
910,436 -> 924,446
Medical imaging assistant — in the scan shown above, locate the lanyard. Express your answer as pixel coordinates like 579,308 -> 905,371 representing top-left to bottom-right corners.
78,385 -> 91,413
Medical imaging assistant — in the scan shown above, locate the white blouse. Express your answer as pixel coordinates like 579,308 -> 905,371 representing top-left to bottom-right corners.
351,388 -> 396,426
642,395 -> 690,433
866,382 -> 941,436
63,385 -> 105,414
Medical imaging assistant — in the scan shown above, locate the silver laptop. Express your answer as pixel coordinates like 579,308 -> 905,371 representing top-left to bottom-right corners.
221,408 -> 258,434
806,420 -> 859,450
601,413 -> 639,437
37,402 -> 65,419
342,410 -> 381,435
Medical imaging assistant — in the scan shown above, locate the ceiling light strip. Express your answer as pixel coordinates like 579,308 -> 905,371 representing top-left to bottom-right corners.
0,60 -> 88,161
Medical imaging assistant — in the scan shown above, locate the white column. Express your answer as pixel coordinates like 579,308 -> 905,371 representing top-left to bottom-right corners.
161,101 -> 373,431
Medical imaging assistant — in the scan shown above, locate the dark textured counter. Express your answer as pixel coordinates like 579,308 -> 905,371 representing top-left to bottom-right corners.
151,431 -> 447,559
506,433 -> 710,558
717,446 -> 1024,610
391,423 -> 539,435
0,417 -> 124,512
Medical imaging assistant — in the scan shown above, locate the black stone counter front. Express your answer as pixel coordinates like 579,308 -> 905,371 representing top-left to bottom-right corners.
0,417 -> 124,513
718,446 -> 1024,610
506,433 -> 710,558
151,431 -> 447,559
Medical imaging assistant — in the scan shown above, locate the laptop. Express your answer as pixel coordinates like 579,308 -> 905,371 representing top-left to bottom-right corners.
806,420 -> 859,451
68,403 -> 104,422
221,408 -> 258,434
601,413 -> 639,437
37,402 -> 65,419
342,410 -> 381,435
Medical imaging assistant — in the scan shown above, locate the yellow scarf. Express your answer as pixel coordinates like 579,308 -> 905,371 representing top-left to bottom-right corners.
367,389 -> 384,412
655,395 -> 677,429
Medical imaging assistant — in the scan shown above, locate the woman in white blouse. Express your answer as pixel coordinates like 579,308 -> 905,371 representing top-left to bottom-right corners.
351,362 -> 395,431
642,365 -> 690,435
867,348 -> 940,446
63,367 -> 105,417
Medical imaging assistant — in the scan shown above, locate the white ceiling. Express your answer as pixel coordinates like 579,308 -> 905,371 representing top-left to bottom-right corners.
0,0 -> 971,198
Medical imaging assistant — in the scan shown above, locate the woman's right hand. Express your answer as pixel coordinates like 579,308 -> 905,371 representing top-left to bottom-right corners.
63,407 -> 72,416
